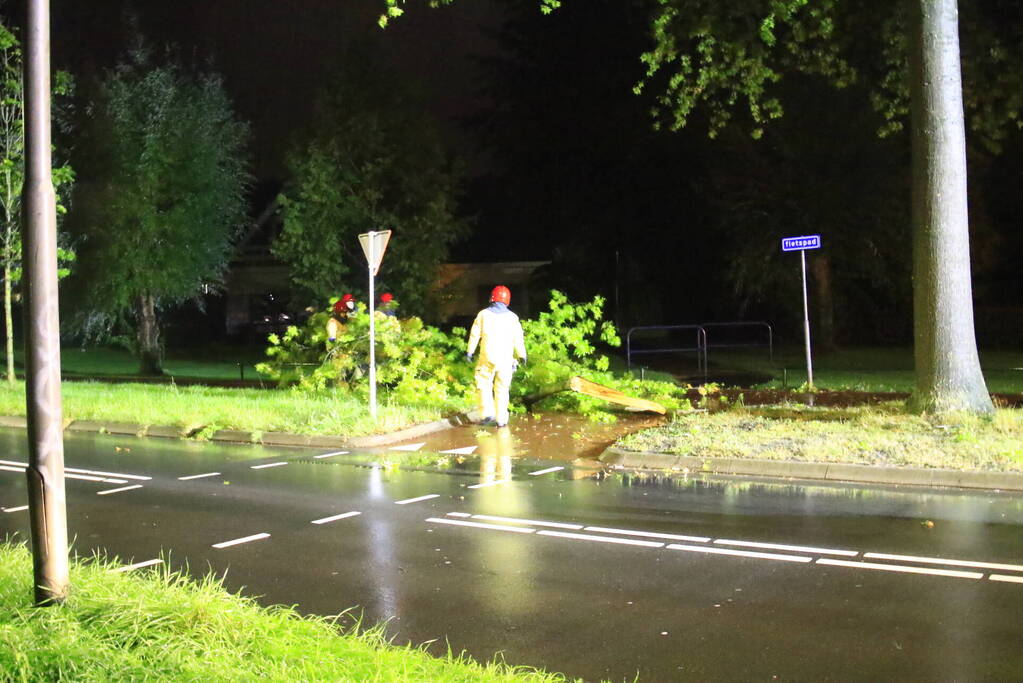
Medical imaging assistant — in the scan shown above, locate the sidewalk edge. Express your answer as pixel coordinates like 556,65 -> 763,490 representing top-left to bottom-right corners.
599,447 -> 1023,492
0,414 -> 467,451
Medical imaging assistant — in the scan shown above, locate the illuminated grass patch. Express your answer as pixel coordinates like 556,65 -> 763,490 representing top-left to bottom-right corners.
0,542 -> 572,682
0,381 -> 469,437
618,403 -> 1023,471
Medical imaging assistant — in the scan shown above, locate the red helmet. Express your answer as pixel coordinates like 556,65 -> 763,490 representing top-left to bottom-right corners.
380,293 -> 394,304
490,285 -> 511,305
333,294 -> 355,315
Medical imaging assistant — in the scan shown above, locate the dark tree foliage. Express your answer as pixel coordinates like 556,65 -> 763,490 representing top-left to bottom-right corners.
467,0 -> 724,327
273,46 -> 468,319
68,46 -> 250,375
707,77 -> 911,349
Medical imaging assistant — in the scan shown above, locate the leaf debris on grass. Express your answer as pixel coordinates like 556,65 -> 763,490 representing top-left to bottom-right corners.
618,403 -> 1023,471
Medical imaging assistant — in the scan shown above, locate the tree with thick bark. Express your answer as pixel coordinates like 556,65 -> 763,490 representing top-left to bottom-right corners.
70,47 -> 249,375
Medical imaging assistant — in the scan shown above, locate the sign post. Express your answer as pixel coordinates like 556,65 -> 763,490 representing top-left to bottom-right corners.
781,235 -> 821,390
358,230 -> 391,420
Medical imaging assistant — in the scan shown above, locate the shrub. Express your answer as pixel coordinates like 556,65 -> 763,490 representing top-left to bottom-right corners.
257,291 -> 690,417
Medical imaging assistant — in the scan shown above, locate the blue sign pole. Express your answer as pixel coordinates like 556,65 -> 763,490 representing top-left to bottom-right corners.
781,235 -> 821,389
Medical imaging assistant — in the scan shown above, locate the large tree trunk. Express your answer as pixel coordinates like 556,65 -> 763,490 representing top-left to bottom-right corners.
135,293 -> 162,376
810,254 -> 836,352
4,260 -> 13,384
907,0 -> 992,414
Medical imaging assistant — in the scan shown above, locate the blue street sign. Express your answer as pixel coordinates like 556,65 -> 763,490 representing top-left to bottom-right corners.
781,234 -> 822,252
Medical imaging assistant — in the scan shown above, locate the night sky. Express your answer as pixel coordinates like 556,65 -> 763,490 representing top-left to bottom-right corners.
50,0 -> 503,180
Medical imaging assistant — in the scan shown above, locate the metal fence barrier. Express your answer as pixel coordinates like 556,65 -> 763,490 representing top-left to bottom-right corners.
625,322 -> 774,378
700,322 -> 773,362
626,325 -> 707,375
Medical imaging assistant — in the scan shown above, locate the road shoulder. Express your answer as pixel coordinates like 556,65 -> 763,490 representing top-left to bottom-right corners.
0,414 -> 469,451
600,446 -> 1023,491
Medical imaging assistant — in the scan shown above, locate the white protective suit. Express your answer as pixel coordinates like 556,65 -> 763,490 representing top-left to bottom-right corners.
467,303 -> 527,426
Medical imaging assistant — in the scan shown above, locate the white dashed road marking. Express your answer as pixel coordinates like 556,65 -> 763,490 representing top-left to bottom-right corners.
391,443 -> 426,452
468,479 -> 511,489
212,533 -> 270,549
66,467 -> 151,481
430,510 -> 1017,585
471,514 -> 583,530
313,450 -> 349,459
990,574 -> 1023,584
311,511 -> 361,525
584,526 -> 711,543
439,446 -> 477,455
2,505 -> 27,513
668,543 -> 813,563
0,459 -> 149,482
97,484 -> 143,496
110,559 -> 163,573
715,538 -> 858,557
66,473 -> 128,484
538,530 -> 665,548
395,494 -> 440,505
250,462 -> 288,469
426,517 -> 536,534
529,466 -> 564,476
178,472 -> 221,481
862,552 -> 1023,573
817,558 -> 983,579
0,464 -> 126,484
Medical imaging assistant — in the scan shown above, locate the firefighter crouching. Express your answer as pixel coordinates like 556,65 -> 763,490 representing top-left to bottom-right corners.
326,294 -> 357,341
466,285 -> 527,428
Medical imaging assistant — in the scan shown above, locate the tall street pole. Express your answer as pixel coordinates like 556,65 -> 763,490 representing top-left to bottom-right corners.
23,0 -> 69,605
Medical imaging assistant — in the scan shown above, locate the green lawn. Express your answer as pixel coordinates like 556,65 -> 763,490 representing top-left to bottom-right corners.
0,381 -> 469,437
700,346 -> 1023,393
7,346 -> 267,381
0,542 -> 573,682
618,402 -> 1023,471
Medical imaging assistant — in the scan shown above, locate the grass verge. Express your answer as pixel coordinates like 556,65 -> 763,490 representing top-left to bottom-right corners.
617,403 -> 1023,472
694,347 -> 1023,393
0,542 -> 572,682
9,346 -> 266,381
0,381 -> 469,437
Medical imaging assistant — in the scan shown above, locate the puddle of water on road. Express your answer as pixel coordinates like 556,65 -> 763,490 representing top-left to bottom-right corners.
421,411 -> 664,462
316,412 -> 663,481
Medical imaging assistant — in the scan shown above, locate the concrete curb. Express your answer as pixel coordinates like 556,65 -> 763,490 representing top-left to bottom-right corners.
346,414 -> 473,448
0,416 -> 27,429
599,447 -> 1023,492
0,413 -> 466,451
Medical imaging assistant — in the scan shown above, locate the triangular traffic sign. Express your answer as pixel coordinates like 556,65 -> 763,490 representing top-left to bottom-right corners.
358,230 -> 392,276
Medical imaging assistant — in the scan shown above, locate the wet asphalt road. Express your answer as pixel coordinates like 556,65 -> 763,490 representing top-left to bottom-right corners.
1,427 -> 1023,682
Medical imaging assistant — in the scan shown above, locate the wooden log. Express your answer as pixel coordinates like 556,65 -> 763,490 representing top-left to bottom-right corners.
568,376 -> 667,415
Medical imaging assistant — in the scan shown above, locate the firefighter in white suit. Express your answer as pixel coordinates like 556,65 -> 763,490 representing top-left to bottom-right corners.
466,285 -> 527,427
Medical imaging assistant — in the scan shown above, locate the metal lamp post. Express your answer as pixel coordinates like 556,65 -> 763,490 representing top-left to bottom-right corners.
23,0 -> 70,605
